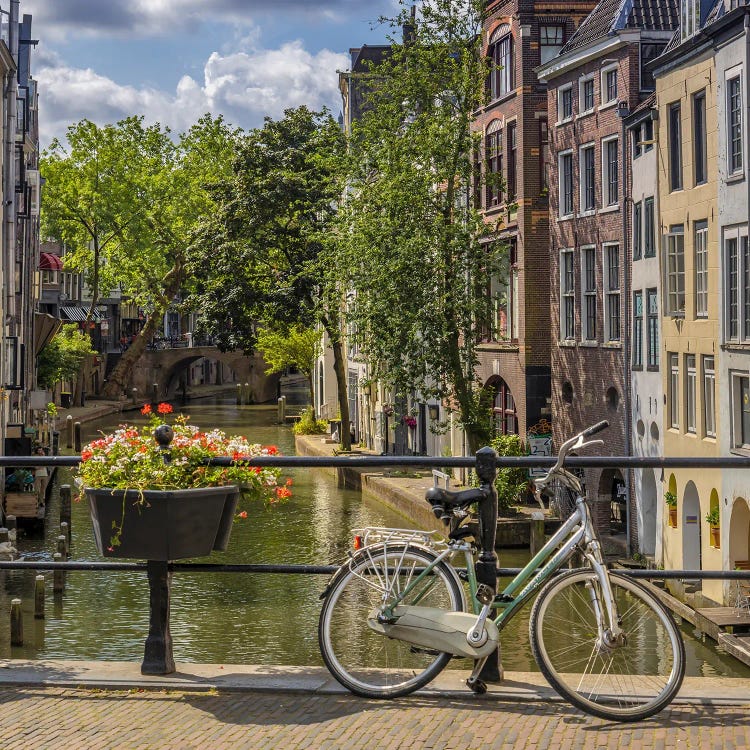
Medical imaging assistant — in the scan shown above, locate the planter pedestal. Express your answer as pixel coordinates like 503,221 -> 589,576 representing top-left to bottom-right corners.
143,561 -> 175,675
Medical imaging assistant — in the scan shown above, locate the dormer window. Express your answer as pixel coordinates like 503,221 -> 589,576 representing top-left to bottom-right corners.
681,0 -> 700,40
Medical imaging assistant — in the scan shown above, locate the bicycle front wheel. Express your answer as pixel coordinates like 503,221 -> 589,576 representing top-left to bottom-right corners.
319,544 -> 464,698
530,569 -> 685,721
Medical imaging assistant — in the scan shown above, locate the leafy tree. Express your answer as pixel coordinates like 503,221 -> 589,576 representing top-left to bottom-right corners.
189,107 -> 353,449
256,325 -> 320,417
41,115 -> 242,401
338,0 -> 505,453
489,433 -> 530,514
37,324 -> 97,391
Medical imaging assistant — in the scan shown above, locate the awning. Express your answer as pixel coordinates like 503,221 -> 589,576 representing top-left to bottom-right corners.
60,306 -> 102,322
34,312 -> 61,355
39,252 -> 63,271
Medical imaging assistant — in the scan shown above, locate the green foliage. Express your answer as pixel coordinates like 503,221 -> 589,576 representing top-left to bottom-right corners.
489,434 -> 529,514
336,0 -> 507,452
664,491 -> 678,507
705,508 -> 720,526
292,407 -> 328,435
256,325 -> 320,378
37,324 -> 97,389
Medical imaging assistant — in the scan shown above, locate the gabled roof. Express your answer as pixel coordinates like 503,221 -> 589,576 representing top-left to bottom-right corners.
350,45 -> 391,74
560,0 -> 679,55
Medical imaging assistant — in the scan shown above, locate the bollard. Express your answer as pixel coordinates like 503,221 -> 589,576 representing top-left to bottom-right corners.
74,422 -> 82,453
57,534 -> 68,559
0,528 -> 8,544
34,575 -> 45,620
277,396 -> 286,424
53,553 -> 65,593
66,415 -> 73,449
152,383 -> 159,404
60,485 -> 72,530
131,387 -> 138,405
61,521 -> 70,548
236,383 -> 242,405
52,430 -> 60,456
10,599 -> 22,645
530,512 -> 546,557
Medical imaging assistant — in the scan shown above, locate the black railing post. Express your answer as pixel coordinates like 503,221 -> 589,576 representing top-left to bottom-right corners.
475,445 -> 501,681
142,560 -> 175,675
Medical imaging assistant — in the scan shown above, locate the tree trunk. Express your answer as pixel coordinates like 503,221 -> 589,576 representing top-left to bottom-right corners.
102,311 -> 160,399
306,373 -> 316,420
330,337 -> 351,452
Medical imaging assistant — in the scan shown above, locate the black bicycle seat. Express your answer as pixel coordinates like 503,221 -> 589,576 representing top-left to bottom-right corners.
425,486 -> 488,509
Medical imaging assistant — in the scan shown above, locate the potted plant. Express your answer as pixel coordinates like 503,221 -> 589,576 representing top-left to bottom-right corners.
76,403 -> 290,560
664,491 -> 678,528
705,507 -> 720,547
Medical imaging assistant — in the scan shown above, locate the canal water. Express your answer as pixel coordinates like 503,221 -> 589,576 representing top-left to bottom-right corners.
0,396 -> 748,679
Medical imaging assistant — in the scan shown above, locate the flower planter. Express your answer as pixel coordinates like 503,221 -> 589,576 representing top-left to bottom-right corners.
668,507 -> 678,528
86,486 -> 240,561
710,525 -> 720,548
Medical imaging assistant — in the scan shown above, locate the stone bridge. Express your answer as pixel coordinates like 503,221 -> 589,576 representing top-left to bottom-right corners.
128,346 -> 278,403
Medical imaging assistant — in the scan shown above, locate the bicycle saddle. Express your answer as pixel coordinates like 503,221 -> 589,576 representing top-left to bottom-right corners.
425,486 -> 489,515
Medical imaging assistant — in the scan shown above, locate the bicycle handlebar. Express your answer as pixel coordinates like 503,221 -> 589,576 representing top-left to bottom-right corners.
582,420 -> 609,438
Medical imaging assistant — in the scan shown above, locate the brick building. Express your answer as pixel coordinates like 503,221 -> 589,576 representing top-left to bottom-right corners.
474,0 -> 597,440
538,0 -> 677,544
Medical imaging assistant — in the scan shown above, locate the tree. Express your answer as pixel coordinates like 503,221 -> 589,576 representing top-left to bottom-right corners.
256,325 -> 320,416
337,0 -> 504,453
189,107 -> 353,449
37,324 -> 97,391
41,115 -> 242,401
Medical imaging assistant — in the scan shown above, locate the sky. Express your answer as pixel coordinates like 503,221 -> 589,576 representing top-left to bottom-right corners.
22,0 -> 401,148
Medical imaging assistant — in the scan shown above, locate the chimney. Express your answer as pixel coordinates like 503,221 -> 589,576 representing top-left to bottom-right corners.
402,4 -> 416,45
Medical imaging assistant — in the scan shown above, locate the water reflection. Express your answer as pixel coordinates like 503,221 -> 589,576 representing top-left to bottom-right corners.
0,397 -> 746,678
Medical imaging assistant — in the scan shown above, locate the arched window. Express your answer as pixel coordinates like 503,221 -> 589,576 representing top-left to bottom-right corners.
493,378 -> 518,435
488,24 -> 514,100
485,119 -> 503,207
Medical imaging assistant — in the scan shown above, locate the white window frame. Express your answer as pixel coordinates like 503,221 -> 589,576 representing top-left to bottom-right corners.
601,135 -> 619,208
694,220 -> 708,319
560,248 -> 575,341
664,225 -> 685,317
731,372 -> 750,450
725,225 -> 750,342
578,142 -> 596,214
726,70 -> 744,176
603,242 -> 620,342
557,83 -> 573,124
702,355 -> 716,438
581,244 -> 597,342
669,353 -> 680,430
600,64 -> 618,107
685,353 -> 696,434
578,74 -> 595,115
558,149 -> 574,218
633,290 -> 643,368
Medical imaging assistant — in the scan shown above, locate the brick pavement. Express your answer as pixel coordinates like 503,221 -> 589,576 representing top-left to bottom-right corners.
0,686 -> 747,750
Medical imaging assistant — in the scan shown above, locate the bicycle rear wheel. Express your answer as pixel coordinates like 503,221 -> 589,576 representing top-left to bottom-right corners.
319,544 -> 464,699
530,569 -> 685,721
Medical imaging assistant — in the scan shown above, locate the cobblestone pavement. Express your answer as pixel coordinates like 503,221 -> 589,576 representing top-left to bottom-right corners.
0,686 -> 748,749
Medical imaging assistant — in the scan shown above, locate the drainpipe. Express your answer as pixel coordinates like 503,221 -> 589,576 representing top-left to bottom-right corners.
3,0 -> 17,335
620,102 -> 632,558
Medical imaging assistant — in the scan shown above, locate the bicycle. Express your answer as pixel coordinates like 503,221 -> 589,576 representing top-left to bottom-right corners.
318,421 -> 686,721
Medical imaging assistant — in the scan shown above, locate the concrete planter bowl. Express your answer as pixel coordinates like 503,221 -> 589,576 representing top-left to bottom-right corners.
86,486 -> 240,560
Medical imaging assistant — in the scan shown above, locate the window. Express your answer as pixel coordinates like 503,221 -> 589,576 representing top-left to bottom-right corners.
681,0 -> 700,41
665,225 -> 685,316
485,121 -> 503,207
559,151 -> 573,217
633,291 -> 643,368
633,201 -> 642,260
560,248 -> 575,340
669,353 -> 680,429
601,66 -> 617,105
725,230 -> 750,342
579,144 -> 595,212
686,354 -> 696,434
558,84 -> 573,122
669,103 -> 683,191
644,197 -> 655,257
579,76 -> 594,113
695,220 -> 708,318
582,245 -> 597,341
540,25 -> 564,64
640,43 -> 666,90
539,119 -> 549,192
733,375 -> 750,449
604,244 -> 620,342
703,356 -> 715,438
507,122 -> 517,201
489,26 -> 514,100
493,379 -> 518,435
602,137 -> 618,206
647,288 -> 659,368
489,241 -> 518,342
728,76 -> 743,174
693,90 -> 707,185
632,126 -> 642,159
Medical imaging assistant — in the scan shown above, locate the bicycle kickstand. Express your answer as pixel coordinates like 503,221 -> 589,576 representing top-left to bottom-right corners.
466,656 -> 489,695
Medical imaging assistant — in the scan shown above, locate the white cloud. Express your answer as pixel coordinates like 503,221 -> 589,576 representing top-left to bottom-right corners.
36,41 -> 349,148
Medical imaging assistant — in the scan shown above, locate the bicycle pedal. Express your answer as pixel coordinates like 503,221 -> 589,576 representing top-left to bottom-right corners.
475,583 -> 495,606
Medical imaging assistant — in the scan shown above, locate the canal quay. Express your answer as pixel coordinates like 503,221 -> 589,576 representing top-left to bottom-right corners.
0,392 -> 748,748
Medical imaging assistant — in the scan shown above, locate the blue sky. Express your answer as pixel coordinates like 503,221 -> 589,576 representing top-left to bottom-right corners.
23,0 -> 399,147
